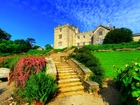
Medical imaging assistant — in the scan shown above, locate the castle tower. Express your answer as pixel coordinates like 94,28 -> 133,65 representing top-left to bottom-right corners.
54,24 -> 76,49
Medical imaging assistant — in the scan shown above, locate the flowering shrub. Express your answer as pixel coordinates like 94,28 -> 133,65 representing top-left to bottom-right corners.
8,56 -> 47,87
115,62 -> 140,105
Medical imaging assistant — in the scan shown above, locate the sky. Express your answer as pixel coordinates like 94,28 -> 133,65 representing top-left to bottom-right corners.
0,0 -> 140,48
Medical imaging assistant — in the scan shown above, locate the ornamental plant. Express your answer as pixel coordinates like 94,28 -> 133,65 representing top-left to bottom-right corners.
115,62 -> 140,105
20,71 -> 58,104
8,56 -> 46,87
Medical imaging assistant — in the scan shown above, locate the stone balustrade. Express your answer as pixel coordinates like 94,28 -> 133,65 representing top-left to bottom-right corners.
66,59 -> 99,93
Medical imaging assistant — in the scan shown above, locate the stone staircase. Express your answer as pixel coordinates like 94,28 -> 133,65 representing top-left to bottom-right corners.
54,61 -> 84,98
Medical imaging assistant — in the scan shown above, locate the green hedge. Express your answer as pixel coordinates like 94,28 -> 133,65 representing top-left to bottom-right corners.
70,47 -> 104,86
84,41 -> 140,51
27,49 -> 52,55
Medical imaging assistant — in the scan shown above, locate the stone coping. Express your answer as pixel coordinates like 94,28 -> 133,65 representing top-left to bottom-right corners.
68,59 -> 99,93
0,68 -> 10,78
45,57 -> 57,80
71,59 -> 92,74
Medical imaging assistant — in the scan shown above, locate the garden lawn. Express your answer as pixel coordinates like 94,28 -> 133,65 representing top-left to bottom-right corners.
93,50 -> 140,78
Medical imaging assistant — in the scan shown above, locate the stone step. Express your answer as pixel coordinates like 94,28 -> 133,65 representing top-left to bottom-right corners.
56,65 -> 70,67
57,90 -> 85,98
58,72 -> 77,76
58,75 -> 78,79
58,85 -> 84,92
57,69 -> 73,71
58,78 -> 80,83
58,81 -> 82,87
57,70 -> 74,73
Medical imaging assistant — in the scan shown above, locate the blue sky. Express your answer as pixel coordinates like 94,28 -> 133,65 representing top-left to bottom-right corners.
0,0 -> 140,47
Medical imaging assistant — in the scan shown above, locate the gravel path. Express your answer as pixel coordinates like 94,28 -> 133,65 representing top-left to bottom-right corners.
0,78 -> 121,105
48,93 -> 105,105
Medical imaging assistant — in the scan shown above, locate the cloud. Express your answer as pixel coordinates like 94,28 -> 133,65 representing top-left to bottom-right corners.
7,0 -> 140,33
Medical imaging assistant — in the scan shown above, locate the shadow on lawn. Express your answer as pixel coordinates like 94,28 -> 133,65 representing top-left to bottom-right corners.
100,78 -> 121,105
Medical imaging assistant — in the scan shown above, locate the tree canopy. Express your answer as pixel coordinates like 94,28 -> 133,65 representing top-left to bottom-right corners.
45,44 -> 53,50
0,28 -> 36,56
103,28 -> 133,44
0,28 -> 11,41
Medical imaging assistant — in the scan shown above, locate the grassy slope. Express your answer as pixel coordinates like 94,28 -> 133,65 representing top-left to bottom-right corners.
93,50 -> 140,78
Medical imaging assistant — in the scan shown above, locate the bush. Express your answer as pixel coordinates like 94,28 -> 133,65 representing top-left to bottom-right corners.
20,71 -> 58,103
70,47 -> 104,86
8,56 -> 46,87
115,62 -> 140,105
84,41 -> 140,51
27,49 -> 52,55
55,47 -> 67,52
1,55 -> 20,71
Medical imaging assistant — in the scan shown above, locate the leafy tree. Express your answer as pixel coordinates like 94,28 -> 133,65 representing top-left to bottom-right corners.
26,38 -> 36,47
14,39 -> 32,53
0,28 -> 11,41
103,28 -> 133,44
45,44 -> 53,50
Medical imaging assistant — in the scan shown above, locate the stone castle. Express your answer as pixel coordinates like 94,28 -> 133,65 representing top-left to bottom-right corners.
53,23 -> 114,49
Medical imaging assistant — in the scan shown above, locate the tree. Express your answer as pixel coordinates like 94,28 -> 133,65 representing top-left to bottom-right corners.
0,28 -> 11,41
14,39 -> 32,53
103,28 -> 133,44
45,44 -> 53,50
26,38 -> 36,47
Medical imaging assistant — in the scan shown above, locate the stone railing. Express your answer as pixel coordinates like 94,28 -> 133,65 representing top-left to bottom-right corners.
67,59 -> 99,93
44,49 -> 57,57
45,57 -> 57,80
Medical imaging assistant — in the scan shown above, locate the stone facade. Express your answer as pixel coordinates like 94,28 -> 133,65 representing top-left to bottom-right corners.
54,24 -> 112,49
133,33 -> 140,41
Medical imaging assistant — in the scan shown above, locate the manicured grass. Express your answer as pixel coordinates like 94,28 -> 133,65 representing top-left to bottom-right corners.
93,50 -> 140,78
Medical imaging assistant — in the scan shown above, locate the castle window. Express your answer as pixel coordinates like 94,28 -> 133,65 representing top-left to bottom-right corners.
89,35 -> 91,38
77,36 -> 80,39
58,42 -> 62,46
83,35 -> 85,38
59,34 -> 62,39
83,42 -> 85,45
60,28 -> 62,32
99,31 -> 102,35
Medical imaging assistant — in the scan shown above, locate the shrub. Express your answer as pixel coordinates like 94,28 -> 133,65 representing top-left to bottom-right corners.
70,47 -> 104,86
84,41 -> 140,51
20,71 -> 58,103
27,49 -> 52,55
55,47 -> 67,52
1,55 -> 20,71
0,56 -> 9,67
8,56 -> 46,87
115,62 -> 140,105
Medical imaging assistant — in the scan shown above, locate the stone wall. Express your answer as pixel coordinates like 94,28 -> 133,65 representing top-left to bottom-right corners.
45,58 -> 57,80
67,59 -> 99,93
54,24 -> 111,49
